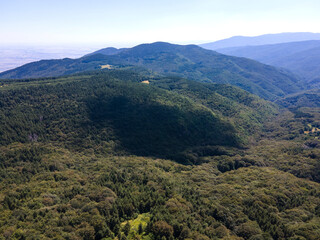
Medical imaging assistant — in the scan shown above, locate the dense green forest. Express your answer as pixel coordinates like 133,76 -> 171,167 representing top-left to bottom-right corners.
0,70 -> 280,161
0,69 -> 319,240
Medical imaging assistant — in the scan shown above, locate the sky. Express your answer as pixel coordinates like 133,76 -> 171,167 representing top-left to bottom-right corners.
1,0 -> 320,48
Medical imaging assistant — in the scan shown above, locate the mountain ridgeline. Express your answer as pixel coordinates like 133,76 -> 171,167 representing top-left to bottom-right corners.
200,32 -> 320,50
0,42 -> 303,100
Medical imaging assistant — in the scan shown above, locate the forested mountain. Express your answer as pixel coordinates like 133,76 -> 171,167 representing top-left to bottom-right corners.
0,70 -> 277,163
200,32 -> 320,50
150,76 -> 277,135
0,42 -> 303,100
216,40 -> 320,85
1,69 -> 320,239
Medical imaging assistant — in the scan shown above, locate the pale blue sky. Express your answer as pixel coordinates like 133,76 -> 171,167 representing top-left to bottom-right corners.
1,0 -> 320,47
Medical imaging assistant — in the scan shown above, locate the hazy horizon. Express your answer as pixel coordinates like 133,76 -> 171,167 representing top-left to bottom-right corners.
1,31 -> 320,73
1,0 -> 320,72
1,0 -> 320,47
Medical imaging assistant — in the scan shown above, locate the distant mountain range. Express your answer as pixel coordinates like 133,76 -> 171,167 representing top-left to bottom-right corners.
200,32 -> 320,49
0,42 -> 303,100
215,40 -> 320,86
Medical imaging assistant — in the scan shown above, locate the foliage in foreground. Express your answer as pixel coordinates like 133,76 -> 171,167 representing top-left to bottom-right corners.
1,143 -> 320,240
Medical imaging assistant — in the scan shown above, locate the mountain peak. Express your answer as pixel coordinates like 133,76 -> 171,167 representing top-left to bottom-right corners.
84,46 -> 126,57
129,41 -> 200,52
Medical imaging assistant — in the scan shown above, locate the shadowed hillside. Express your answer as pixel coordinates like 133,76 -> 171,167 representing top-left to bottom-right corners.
0,70 -> 253,163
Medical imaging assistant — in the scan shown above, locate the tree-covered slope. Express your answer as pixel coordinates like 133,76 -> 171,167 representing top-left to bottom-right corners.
149,76 -> 278,135
0,42 -> 303,100
1,70 -> 261,163
83,70 -> 278,135
107,42 -> 303,99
